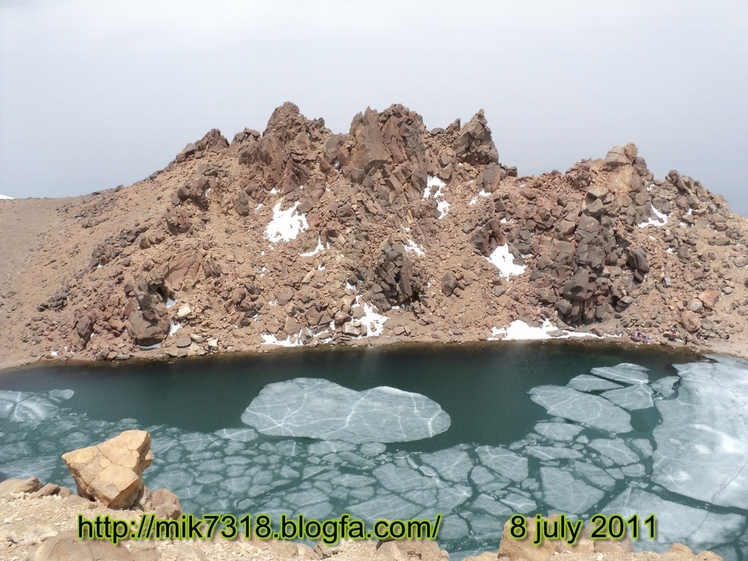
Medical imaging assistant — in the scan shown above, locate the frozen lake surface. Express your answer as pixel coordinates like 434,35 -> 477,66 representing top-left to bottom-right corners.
0,344 -> 745,558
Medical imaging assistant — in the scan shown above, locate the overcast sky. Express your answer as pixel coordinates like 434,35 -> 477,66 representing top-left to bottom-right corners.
1,0 -> 747,215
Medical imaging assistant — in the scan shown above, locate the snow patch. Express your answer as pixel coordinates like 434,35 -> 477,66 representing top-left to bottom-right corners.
355,296 -> 388,337
403,239 -> 425,256
261,333 -> 302,347
137,342 -> 162,350
300,237 -> 326,257
0,194 -> 13,200
266,202 -> 308,243
424,176 -> 449,219
486,244 -> 526,279
639,205 -> 670,228
490,319 -> 601,341
166,297 -> 176,308
169,321 -> 182,337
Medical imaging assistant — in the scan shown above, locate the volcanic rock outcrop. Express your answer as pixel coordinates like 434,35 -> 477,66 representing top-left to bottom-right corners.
1,102 -> 747,365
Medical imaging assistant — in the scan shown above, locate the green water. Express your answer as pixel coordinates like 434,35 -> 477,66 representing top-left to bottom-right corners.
0,341 -> 681,449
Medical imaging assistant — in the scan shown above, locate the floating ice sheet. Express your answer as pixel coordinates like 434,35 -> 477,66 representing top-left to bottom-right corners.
567,374 -> 623,392
604,488 -> 745,554
590,363 -> 649,384
533,422 -> 584,441
0,390 -> 63,422
601,384 -> 654,410
652,356 -> 748,509
420,447 -> 473,483
241,378 -> 450,443
588,439 -> 639,465
475,446 -> 528,482
529,386 -> 633,433
540,467 -> 605,513
3,355 -> 748,556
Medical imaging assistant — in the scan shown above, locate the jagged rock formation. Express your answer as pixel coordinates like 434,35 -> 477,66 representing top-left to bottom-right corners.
1,102 -> 747,365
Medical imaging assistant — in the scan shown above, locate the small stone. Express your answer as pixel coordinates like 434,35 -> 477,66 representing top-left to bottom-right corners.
177,303 -> 192,319
0,476 -> 43,497
698,289 -> 720,309
680,310 -> 701,333
175,335 -> 192,348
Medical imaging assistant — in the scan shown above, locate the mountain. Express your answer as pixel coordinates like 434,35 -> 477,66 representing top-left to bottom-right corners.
1,102 -> 746,368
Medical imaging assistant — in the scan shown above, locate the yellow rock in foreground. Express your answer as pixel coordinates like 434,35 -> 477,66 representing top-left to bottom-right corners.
61,430 -> 153,509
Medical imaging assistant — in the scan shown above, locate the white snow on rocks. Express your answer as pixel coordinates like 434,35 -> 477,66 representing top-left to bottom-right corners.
300,237 -> 326,257
266,201 -> 308,243
638,204 -> 670,228
260,333 -> 303,347
403,239 -> 425,256
356,297 -> 388,337
424,176 -> 450,219
241,378 -> 451,443
489,319 -> 600,341
0,194 -> 13,200
486,244 -> 525,278
490,319 -> 554,340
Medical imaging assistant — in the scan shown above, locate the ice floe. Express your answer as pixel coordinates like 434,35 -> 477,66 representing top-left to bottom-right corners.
529,386 -> 633,433
266,201 -> 308,243
240,378 -> 450,443
604,488 -> 745,554
652,355 -> 748,509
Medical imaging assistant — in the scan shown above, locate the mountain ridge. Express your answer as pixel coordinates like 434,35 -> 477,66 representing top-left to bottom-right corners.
1,102 -> 747,368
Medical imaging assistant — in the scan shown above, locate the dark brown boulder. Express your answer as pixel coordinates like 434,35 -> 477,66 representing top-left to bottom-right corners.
627,247 -> 650,274
442,273 -> 458,296
128,311 -> 169,347
562,269 -> 596,302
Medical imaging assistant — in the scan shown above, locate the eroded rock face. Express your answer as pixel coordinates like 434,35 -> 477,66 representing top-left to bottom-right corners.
8,101 -> 747,365
61,430 -> 153,509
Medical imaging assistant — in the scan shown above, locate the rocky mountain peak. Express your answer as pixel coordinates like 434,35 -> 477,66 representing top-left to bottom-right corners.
1,102 -> 747,367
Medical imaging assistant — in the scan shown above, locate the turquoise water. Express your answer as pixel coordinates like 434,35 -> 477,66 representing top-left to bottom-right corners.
0,342 -> 745,558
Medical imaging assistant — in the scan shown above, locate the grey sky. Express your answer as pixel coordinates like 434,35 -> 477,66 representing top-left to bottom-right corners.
1,0 -> 747,215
